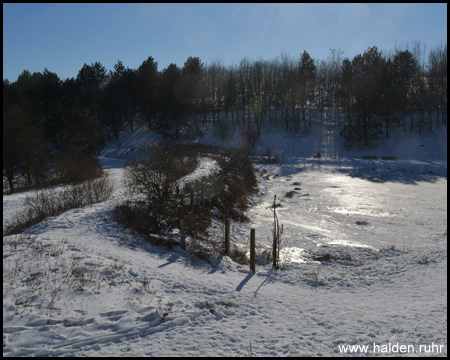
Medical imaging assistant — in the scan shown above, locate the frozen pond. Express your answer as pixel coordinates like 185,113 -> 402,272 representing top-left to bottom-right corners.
236,164 -> 447,263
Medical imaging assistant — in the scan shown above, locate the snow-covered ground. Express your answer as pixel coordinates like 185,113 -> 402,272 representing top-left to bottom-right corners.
3,118 -> 447,356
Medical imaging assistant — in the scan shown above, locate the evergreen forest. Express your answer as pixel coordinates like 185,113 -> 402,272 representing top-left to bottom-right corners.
3,41 -> 447,194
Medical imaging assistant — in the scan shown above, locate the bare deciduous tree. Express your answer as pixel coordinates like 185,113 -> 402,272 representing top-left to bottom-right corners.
126,141 -> 193,203
269,195 -> 284,270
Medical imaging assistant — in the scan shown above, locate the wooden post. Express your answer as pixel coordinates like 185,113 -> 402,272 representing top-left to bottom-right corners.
179,205 -> 184,221
180,219 -> 185,250
250,228 -> 256,274
272,195 -> 278,270
188,210 -> 193,232
225,219 -> 230,256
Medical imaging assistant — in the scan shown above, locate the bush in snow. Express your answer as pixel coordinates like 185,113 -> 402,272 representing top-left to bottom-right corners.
3,174 -> 113,236
116,142 -> 258,264
123,141 -> 199,233
125,141 -> 198,203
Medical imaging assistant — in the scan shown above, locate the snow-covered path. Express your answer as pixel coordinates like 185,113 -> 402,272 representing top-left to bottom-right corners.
4,205 -> 446,357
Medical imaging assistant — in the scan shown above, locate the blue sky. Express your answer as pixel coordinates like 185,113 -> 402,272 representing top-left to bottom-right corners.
3,3 -> 447,82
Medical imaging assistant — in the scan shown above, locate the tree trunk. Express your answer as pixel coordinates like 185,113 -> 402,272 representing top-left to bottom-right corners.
7,173 -> 14,194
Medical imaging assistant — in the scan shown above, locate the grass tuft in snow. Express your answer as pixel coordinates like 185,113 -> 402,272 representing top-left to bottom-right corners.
228,244 -> 249,265
3,233 -> 158,324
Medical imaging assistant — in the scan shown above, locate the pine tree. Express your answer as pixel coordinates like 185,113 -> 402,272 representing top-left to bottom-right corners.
299,50 -> 316,130
393,50 -> 418,131
158,63 -> 182,136
180,56 -> 204,118
137,56 -> 159,130
341,47 -> 385,145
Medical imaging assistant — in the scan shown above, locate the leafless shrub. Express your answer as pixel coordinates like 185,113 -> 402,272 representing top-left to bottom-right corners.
213,145 -> 258,219
4,174 -> 113,237
228,245 -> 248,265
25,175 -> 113,212
111,204 -> 155,235
5,151 -> 105,196
269,195 -> 284,269
189,233 -> 221,262
125,141 -> 198,203
116,143 -> 258,263
309,271 -> 327,286
82,175 -> 115,204
156,299 -> 174,322
54,150 -> 103,184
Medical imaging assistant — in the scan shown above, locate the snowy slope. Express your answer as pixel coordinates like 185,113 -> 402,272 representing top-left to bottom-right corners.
3,118 -> 447,356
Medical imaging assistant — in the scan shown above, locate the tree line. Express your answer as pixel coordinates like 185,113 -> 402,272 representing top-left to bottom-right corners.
3,41 -> 447,193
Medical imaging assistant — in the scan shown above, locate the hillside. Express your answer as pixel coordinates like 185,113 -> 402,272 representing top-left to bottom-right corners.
3,118 -> 447,356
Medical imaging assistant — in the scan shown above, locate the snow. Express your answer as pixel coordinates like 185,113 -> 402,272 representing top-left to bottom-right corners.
3,118 -> 447,356
178,157 -> 220,186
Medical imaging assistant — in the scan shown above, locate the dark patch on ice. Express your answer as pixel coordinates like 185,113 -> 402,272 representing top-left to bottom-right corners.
355,220 -> 369,225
